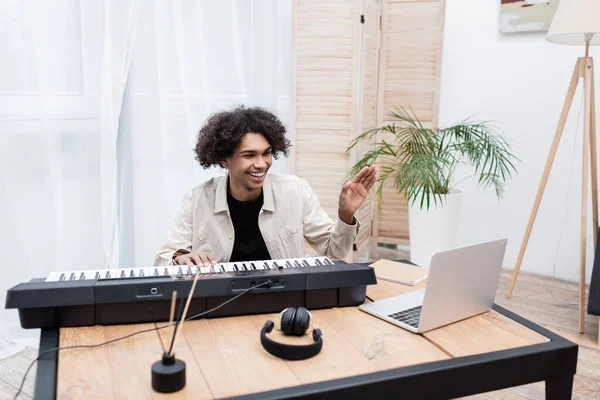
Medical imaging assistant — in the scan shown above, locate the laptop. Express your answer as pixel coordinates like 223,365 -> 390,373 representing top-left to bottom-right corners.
359,239 -> 507,333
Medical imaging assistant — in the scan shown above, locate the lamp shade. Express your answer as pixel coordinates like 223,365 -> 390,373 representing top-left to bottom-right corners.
546,0 -> 600,45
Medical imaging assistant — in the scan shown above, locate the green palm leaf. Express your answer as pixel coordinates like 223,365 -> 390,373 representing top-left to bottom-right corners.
346,106 -> 519,211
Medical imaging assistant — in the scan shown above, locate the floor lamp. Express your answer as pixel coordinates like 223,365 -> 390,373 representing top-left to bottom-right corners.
506,0 -> 600,335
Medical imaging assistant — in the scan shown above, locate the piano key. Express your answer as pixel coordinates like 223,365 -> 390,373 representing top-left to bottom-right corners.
103,269 -> 121,279
320,257 -> 333,265
84,270 -> 100,280
200,266 -> 210,274
273,260 -> 283,270
252,262 -> 263,270
286,261 -> 293,268
263,261 -> 272,270
301,258 -> 310,267
222,263 -> 234,272
95,271 -> 100,280
294,260 -> 302,268
46,272 -> 62,282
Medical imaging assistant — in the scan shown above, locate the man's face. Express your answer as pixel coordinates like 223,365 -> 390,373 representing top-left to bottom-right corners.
223,133 -> 273,197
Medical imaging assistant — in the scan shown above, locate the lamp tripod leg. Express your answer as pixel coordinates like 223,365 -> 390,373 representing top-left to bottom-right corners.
506,59 -> 582,299
590,62 -> 598,267
589,64 -> 600,344
580,57 -> 595,334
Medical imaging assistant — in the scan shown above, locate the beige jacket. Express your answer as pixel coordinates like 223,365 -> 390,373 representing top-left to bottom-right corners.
153,173 -> 360,266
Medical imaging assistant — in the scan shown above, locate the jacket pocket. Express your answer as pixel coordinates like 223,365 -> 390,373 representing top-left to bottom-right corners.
278,228 -> 304,258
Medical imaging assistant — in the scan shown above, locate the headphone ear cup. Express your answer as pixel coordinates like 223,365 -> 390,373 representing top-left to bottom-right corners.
294,307 -> 310,336
265,320 -> 275,333
312,328 -> 322,342
281,307 -> 296,336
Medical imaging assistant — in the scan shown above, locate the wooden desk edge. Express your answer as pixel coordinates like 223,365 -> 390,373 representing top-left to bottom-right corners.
33,304 -> 578,400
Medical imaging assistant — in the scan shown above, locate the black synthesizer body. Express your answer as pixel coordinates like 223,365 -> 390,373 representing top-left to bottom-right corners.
5,256 -> 377,329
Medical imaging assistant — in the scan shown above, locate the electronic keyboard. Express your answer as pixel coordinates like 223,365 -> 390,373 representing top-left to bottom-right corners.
5,256 -> 377,329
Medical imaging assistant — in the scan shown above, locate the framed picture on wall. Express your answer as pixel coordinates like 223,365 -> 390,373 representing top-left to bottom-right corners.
500,0 -> 558,33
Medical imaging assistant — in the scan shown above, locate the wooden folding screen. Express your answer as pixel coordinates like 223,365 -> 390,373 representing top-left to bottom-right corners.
290,0 -> 445,260
371,0 -> 446,255
290,0 -> 380,261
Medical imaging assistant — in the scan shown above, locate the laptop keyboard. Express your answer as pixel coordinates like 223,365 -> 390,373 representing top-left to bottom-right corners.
387,306 -> 422,328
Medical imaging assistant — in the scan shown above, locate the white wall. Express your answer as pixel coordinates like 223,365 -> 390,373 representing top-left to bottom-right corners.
438,0 -> 599,283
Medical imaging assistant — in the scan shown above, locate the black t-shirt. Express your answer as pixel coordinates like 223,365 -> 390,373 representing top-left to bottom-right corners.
227,189 -> 271,262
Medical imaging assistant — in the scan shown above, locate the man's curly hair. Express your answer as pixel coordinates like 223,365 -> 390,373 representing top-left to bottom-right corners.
194,106 -> 291,169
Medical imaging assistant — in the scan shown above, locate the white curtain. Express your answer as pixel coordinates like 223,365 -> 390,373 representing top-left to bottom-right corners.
0,0 -> 291,359
117,0 -> 292,268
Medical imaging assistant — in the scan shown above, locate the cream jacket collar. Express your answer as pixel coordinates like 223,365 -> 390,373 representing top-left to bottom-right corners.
214,173 -> 275,214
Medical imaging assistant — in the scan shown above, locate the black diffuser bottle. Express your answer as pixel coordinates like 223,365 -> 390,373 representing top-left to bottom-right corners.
152,352 -> 186,393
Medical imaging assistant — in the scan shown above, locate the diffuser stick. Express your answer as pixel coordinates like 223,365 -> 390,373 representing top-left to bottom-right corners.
169,291 -> 177,336
169,271 -> 200,356
167,292 -> 186,355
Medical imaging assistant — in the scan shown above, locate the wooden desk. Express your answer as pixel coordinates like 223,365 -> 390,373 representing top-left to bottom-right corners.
34,278 -> 578,399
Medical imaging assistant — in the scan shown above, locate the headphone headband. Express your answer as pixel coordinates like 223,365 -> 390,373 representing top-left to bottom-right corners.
260,321 -> 323,361
260,307 -> 323,361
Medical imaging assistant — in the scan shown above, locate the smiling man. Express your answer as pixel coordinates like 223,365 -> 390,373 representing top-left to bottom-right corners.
154,106 -> 377,267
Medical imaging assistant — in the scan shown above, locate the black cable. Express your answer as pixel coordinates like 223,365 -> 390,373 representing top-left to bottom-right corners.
12,280 -> 269,400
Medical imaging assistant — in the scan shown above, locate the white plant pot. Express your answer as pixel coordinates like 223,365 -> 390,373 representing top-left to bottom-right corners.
408,189 -> 462,268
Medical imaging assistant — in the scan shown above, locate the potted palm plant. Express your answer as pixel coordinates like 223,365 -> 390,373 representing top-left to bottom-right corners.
346,107 -> 518,268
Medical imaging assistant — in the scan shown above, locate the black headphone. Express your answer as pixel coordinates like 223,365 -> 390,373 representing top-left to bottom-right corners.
260,307 -> 323,361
